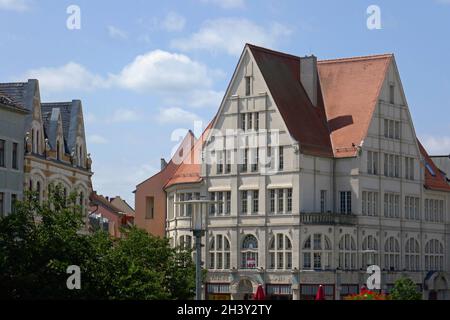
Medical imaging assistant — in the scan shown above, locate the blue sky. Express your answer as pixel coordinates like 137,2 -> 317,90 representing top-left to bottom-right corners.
1,0 -> 449,206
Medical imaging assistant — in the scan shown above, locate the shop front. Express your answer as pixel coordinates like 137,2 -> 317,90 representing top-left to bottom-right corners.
266,284 -> 293,300
206,283 -> 232,300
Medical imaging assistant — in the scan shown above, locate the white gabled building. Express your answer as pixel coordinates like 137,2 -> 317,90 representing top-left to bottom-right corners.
138,44 -> 450,300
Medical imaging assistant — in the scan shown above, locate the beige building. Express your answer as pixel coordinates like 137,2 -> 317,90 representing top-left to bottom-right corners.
137,44 -> 450,300
0,80 -> 93,219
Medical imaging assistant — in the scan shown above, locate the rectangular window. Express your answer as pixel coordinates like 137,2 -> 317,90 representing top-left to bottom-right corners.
389,84 -> 395,104
389,120 -> 394,139
11,194 -> 17,214
0,140 -> 5,167
12,142 -> 18,170
241,113 -> 246,131
245,76 -> 251,96
145,196 -> 155,219
252,190 -> 259,214
384,154 -> 389,176
217,151 -> 223,174
395,121 -> 400,139
247,112 -> 253,130
270,189 -> 275,213
367,151 -> 378,175
394,155 -> 400,178
303,253 -> 311,269
405,157 -> 414,180
225,150 -> 231,173
254,113 -> 259,131
251,148 -> 258,172
0,192 -> 4,216
225,192 -> 231,215
384,119 -> 389,138
278,189 -> 284,213
217,192 -> 224,215
278,146 -> 284,170
340,191 -> 351,214
320,190 -> 327,213
241,191 -> 248,215
240,148 -> 248,172
287,189 -> 292,213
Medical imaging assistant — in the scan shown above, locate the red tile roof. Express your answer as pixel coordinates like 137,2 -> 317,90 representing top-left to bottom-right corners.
164,120 -> 214,188
418,140 -> 450,192
248,44 -> 334,157
318,54 -> 393,157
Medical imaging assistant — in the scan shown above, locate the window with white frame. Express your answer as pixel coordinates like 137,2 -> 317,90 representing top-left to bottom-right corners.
405,157 -> 414,180
209,191 -> 231,216
384,119 -> 400,140
251,147 -> 259,172
240,148 -> 248,172
268,188 -> 292,214
384,193 -> 400,218
362,191 -> 378,216
405,238 -> 420,271
278,146 -> 284,170
383,153 -> 400,178
320,190 -> 327,213
177,192 -> 200,217
179,235 -> 192,250
425,199 -> 444,222
240,190 -> 260,215
241,235 -> 258,269
209,234 -> 231,270
384,237 -> 400,270
405,196 -> 420,220
362,235 -> 379,267
338,234 -> 357,270
425,239 -> 444,271
367,151 -> 379,175
269,234 -> 292,270
340,191 -> 352,214
302,234 -> 332,270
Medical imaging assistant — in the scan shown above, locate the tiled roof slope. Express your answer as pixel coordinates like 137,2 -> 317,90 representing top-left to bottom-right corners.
418,140 -> 450,192
0,81 -> 31,108
0,93 -> 27,112
318,54 -> 392,157
164,120 -> 214,188
248,44 -> 334,157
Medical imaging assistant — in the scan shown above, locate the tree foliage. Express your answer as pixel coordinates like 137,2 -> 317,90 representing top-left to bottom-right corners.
390,277 -> 422,300
0,186 -> 195,300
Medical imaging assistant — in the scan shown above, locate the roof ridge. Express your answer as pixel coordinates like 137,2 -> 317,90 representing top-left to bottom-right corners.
318,53 -> 393,64
0,82 -> 27,86
246,43 -> 300,61
41,101 -> 72,105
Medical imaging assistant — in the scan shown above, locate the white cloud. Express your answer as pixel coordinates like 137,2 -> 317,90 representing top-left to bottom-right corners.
171,18 -> 292,56
107,25 -> 128,39
161,12 -> 186,32
112,50 -> 213,92
0,0 -> 29,11
157,107 -> 201,125
422,135 -> 450,155
107,108 -> 139,123
200,0 -> 245,9
22,62 -> 106,92
88,134 -> 109,144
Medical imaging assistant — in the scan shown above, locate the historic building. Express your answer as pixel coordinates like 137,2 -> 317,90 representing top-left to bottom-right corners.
135,44 -> 450,300
0,94 -> 28,216
0,79 -> 93,219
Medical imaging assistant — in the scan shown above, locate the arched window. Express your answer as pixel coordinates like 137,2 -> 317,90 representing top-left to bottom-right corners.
302,234 -> 332,270
79,192 -> 84,210
384,237 -> 400,270
269,234 -> 292,270
241,235 -> 258,269
31,129 -> 35,153
209,234 -> 231,270
36,130 -> 40,154
425,239 -> 444,271
405,238 -> 420,271
362,235 -> 379,267
179,235 -> 192,250
338,234 -> 357,270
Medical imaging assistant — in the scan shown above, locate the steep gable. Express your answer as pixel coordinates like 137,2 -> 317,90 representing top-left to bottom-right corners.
318,54 -> 392,158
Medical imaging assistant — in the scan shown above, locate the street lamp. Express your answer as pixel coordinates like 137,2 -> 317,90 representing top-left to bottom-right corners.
175,196 -> 220,300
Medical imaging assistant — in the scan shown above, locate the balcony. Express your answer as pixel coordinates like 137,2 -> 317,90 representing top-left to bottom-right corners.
300,212 -> 357,225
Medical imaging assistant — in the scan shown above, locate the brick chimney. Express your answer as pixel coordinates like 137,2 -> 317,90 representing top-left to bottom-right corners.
300,55 -> 318,107
161,158 -> 167,170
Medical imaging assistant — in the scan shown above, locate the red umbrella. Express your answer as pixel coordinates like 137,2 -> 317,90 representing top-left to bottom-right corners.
315,285 -> 325,300
254,285 -> 266,300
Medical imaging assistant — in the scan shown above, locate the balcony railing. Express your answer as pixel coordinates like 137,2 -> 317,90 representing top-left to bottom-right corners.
300,212 -> 357,225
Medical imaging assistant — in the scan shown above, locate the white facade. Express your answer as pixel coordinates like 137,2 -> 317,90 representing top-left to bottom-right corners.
165,47 -> 450,300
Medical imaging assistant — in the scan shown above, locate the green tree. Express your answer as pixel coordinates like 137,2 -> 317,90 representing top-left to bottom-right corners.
0,186 -> 195,300
390,277 -> 422,300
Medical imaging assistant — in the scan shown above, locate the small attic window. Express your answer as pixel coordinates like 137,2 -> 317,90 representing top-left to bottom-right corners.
425,163 -> 436,176
245,76 -> 251,96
